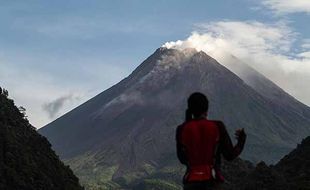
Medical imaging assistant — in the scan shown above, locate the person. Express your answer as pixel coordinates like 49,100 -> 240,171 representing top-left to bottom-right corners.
176,92 -> 246,190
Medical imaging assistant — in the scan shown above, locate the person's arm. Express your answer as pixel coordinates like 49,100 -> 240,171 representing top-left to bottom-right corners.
218,121 -> 246,161
176,124 -> 187,165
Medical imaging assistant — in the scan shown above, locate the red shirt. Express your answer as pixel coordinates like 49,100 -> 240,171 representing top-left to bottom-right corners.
176,118 -> 246,183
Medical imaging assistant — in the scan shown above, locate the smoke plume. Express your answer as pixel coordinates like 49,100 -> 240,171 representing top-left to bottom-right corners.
163,21 -> 310,106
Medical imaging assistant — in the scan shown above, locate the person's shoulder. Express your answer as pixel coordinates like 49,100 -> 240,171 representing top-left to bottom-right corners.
207,120 -> 226,129
176,122 -> 186,130
178,121 -> 187,126
176,122 -> 187,139
176,120 -> 194,132
207,119 -> 224,125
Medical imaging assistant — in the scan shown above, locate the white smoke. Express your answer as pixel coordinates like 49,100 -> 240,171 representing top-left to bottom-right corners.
103,91 -> 143,109
42,94 -> 81,119
163,21 -> 310,106
139,48 -> 196,86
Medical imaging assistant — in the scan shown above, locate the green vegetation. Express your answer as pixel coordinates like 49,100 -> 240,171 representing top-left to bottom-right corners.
136,179 -> 182,190
65,153 -> 121,190
0,87 -> 84,190
65,153 -> 186,190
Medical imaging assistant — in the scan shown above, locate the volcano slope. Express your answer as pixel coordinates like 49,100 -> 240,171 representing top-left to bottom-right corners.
39,48 -> 310,189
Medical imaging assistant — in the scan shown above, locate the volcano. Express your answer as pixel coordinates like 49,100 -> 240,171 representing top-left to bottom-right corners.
39,47 -> 310,189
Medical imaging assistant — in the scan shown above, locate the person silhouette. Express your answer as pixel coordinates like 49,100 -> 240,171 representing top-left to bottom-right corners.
176,92 -> 246,190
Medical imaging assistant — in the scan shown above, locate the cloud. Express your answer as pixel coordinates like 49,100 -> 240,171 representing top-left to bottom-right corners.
42,94 -> 80,119
164,21 -> 294,55
301,39 -> 310,50
0,45 -> 129,128
0,60 -> 99,128
163,21 -> 310,106
261,0 -> 310,14
298,51 -> 310,59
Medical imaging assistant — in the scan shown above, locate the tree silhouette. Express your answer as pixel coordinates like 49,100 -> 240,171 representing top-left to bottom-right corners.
18,106 -> 28,119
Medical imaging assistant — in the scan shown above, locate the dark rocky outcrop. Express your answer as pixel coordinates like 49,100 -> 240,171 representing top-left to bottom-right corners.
227,137 -> 310,190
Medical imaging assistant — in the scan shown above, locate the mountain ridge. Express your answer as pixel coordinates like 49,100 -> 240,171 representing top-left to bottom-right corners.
216,53 -> 310,120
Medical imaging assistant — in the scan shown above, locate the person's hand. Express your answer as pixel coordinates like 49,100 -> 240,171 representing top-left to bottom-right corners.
235,128 -> 246,141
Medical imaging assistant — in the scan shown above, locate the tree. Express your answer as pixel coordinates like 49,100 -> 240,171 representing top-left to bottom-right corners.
18,106 -> 28,119
3,89 -> 9,97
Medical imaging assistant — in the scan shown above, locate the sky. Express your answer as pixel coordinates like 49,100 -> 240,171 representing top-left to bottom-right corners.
0,0 -> 309,128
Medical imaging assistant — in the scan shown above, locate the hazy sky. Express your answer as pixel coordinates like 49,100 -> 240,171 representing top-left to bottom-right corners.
0,0 -> 309,128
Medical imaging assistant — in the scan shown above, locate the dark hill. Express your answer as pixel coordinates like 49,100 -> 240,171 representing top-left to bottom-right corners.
232,136 -> 310,190
0,87 -> 83,190
274,136 -> 310,189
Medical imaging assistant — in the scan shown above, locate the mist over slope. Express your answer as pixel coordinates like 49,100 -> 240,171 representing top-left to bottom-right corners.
39,48 -> 310,189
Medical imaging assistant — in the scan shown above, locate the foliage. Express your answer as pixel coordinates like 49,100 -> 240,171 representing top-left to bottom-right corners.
0,87 -> 84,190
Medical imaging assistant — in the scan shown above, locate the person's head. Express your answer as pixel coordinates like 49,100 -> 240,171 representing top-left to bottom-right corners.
186,92 -> 209,122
